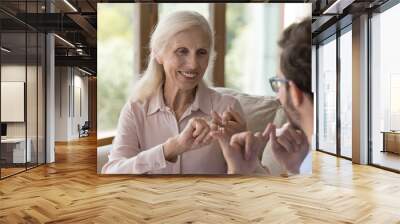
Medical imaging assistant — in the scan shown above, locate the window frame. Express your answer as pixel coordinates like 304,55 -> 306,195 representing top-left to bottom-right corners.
0,1 -> 47,179
368,0 -> 400,173
315,21 -> 353,161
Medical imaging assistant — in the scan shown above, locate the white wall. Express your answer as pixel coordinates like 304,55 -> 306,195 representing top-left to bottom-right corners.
72,72 -> 89,138
55,66 -> 69,141
1,63 -> 46,164
55,67 -> 89,141
1,66 -> 26,129
1,65 -> 39,138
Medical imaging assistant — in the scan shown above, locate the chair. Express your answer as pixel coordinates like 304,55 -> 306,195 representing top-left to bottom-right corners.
79,121 -> 90,138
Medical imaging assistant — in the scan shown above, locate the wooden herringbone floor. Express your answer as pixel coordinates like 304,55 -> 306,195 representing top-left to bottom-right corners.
0,135 -> 400,223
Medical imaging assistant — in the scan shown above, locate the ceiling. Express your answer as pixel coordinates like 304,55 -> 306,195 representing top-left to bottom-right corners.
309,0 -> 391,43
0,0 -> 98,74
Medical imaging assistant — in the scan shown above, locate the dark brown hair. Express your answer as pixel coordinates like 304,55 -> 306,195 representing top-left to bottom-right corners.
278,18 -> 312,100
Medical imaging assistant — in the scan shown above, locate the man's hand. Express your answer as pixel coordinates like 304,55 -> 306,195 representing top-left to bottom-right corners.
211,121 -> 309,175
211,124 -> 273,174
270,123 -> 309,174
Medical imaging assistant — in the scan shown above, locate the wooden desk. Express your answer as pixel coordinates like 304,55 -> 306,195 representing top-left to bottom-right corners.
381,131 -> 400,154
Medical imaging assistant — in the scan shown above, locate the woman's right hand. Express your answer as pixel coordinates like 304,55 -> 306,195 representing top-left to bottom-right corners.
163,117 -> 213,162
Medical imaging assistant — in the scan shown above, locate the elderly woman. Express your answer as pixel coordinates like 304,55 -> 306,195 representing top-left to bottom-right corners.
102,11 -> 246,174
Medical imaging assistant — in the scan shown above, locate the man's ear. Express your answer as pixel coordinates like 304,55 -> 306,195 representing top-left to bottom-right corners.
288,81 -> 303,107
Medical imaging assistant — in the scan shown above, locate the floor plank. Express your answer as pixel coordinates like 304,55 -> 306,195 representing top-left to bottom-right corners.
372,151 -> 400,171
0,135 -> 399,223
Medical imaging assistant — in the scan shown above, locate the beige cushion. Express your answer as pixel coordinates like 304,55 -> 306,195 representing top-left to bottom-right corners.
213,87 -> 281,133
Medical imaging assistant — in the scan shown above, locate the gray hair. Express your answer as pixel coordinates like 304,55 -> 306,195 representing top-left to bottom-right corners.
131,11 -> 216,103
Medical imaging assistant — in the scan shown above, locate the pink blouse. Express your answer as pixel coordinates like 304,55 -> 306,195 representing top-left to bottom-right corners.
101,83 -> 244,174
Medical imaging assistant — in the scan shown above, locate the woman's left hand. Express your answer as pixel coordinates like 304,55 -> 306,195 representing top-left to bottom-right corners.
210,105 -> 246,137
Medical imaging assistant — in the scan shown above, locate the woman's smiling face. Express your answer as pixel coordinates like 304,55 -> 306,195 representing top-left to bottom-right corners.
156,26 -> 210,91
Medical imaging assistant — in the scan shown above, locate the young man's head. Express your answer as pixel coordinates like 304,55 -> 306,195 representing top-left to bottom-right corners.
270,18 -> 313,140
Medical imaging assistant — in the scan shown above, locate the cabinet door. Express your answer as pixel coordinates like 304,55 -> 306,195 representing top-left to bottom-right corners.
386,133 -> 400,154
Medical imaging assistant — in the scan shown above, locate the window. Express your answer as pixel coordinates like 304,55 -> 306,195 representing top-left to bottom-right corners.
97,4 -> 137,138
370,2 -> 400,171
339,28 -> 352,158
225,3 -> 310,96
0,1 -> 46,179
317,36 -> 337,154
312,45 -> 317,150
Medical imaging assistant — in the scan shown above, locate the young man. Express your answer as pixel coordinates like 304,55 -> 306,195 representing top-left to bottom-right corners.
212,18 -> 313,175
